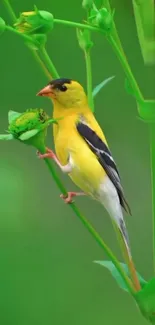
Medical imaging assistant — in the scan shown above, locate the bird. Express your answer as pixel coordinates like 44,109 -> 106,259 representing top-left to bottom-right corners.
36,78 -> 132,257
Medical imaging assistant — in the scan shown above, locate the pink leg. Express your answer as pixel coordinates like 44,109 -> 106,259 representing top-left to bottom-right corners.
60,191 -> 86,204
37,147 -> 72,173
37,147 -> 55,160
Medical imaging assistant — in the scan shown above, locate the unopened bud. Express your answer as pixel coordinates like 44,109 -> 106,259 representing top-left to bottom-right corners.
14,7 -> 54,35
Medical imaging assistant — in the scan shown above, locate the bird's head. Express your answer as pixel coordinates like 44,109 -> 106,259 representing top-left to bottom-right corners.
37,78 -> 88,108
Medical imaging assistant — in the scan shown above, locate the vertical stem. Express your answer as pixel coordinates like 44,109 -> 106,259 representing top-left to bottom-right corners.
150,124 -> 155,271
37,145 -> 67,195
40,47 -> 59,79
31,50 -> 52,80
84,50 -> 94,112
103,0 -> 128,56
132,0 -> 155,64
3,0 -> 53,81
107,35 -> 143,102
133,0 -> 155,40
132,0 -> 146,52
103,0 -> 144,98
3,0 -> 17,22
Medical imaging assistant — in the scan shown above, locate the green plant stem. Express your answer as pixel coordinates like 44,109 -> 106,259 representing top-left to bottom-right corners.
5,24 -> 38,43
132,0 -> 146,55
150,124 -> 155,272
5,25 -> 58,79
3,2 -> 143,100
84,50 -> 94,112
37,145 -> 135,296
54,18 -> 103,33
31,50 -> 52,80
3,1 -> 53,80
132,0 -> 155,64
40,47 -> 59,79
54,18 -> 143,102
3,0 -> 17,23
108,35 -> 144,102
132,0 -> 155,40
102,0 -> 124,52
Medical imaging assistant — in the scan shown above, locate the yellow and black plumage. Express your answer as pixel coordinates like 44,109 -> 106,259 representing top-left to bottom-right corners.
37,78 -> 132,256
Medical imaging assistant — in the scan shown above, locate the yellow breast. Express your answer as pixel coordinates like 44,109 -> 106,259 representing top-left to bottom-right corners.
52,109 -> 107,196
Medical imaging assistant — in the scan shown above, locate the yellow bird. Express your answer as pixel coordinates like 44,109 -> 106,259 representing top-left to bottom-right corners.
37,78 -> 131,256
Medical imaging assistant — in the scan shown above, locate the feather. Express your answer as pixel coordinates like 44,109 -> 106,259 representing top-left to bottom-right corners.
76,121 -> 131,215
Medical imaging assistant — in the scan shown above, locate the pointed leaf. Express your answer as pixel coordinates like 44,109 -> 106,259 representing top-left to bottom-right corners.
92,76 -> 115,98
34,5 -> 39,14
0,134 -> 14,140
94,260 -> 147,292
8,110 -> 22,124
19,129 -> 39,141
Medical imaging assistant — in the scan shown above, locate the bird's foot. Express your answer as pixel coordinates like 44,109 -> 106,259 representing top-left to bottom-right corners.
37,147 -> 56,160
37,147 -> 72,173
60,191 -> 86,204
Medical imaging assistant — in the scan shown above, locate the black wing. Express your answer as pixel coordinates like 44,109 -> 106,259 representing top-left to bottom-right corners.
76,121 -> 131,215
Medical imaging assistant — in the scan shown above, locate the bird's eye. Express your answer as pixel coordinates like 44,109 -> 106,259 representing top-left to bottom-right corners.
59,85 -> 67,92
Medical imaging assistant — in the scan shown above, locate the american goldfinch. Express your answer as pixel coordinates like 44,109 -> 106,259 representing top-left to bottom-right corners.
37,78 -> 131,256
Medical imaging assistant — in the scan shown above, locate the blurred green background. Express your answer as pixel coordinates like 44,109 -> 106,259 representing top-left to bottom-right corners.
0,0 -> 154,324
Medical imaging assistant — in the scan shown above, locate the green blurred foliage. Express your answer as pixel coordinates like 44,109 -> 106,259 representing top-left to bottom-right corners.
0,0 -> 154,324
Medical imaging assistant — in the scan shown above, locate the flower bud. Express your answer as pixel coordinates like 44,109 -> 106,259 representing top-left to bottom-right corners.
77,28 -> 93,52
0,108 -> 60,148
14,7 -> 54,35
88,7 -> 114,31
8,108 -> 48,143
96,8 -> 113,30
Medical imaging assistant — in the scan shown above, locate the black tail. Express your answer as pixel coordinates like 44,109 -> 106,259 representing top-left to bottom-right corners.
119,193 -> 132,216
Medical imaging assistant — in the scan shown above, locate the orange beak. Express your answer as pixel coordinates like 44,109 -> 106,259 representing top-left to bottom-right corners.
36,85 -> 54,97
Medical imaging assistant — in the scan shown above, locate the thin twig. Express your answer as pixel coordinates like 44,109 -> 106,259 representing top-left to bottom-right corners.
84,50 -> 94,111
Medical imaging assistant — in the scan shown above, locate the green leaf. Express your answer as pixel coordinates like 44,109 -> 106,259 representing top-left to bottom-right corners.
19,129 -> 39,140
94,260 -> 147,292
8,110 -> 22,124
0,17 -> 6,35
92,76 -> 115,97
136,277 -> 155,323
0,134 -> 14,140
